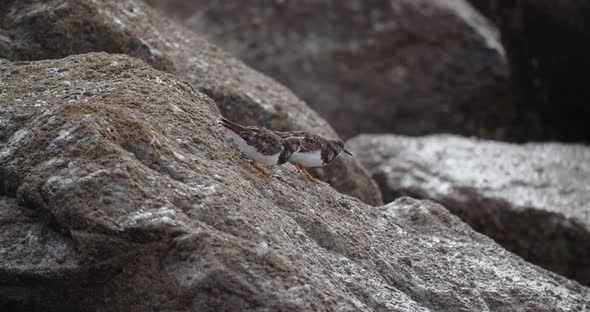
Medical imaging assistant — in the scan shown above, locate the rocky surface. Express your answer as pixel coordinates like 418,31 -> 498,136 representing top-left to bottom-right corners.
0,196 -> 86,311
0,0 -> 382,206
1,53 -> 589,311
467,0 -> 590,141
145,0 -> 516,141
348,134 -> 590,286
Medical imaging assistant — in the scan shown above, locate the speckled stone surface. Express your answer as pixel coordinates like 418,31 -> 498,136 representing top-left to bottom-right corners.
348,133 -> 590,285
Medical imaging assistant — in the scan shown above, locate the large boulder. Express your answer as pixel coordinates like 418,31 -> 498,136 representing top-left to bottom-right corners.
1,53 -> 589,311
467,0 -> 590,141
348,134 -> 590,286
0,0 -> 382,206
145,0 -> 516,141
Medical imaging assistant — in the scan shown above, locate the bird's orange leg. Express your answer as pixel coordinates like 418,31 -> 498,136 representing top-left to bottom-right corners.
299,165 -> 316,182
294,162 -> 302,173
251,160 -> 270,176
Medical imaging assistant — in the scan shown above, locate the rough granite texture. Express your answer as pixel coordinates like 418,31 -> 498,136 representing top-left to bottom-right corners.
0,53 -> 589,311
348,134 -> 590,286
0,0 -> 382,206
146,0 -> 517,141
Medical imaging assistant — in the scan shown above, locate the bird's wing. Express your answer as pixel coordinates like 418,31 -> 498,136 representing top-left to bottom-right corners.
221,118 -> 271,142
221,118 -> 284,156
221,118 -> 253,139
274,130 -> 309,138
273,130 -> 323,153
249,131 -> 284,156
299,135 -> 324,153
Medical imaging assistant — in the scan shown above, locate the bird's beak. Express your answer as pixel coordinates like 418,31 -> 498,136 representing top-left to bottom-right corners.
343,148 -> 353,156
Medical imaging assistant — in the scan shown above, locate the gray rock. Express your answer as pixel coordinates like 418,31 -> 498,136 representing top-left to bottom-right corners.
0,53 -> 588,311
0,0 -> 382,206
146,0 -> 517,141
0,196 -> 87,311
348,134 -> 590,286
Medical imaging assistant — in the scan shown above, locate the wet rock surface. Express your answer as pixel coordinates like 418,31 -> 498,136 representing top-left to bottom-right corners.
0,0 -> 382,206
146,0 -> 516,141
1,53 -> 589,311
467,0 -> 590,141
348,134 -> 590,286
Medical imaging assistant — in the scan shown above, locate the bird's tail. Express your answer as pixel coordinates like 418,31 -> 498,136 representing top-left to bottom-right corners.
220,117 -> 246,134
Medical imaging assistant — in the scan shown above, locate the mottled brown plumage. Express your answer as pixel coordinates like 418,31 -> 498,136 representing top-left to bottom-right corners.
220,118 -> 297,167
221,118 -> 282,156
274,130 -> 352,166
220,118 -> 351,180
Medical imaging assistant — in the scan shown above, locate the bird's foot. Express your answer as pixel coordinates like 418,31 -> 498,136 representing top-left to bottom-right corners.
251,160 -> 270,176
294,162 -> 302,173
299,165 -> 316,183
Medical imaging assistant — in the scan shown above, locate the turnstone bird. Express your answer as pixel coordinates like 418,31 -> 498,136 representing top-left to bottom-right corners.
274,130 -> 353,182
220,118 -> 299,176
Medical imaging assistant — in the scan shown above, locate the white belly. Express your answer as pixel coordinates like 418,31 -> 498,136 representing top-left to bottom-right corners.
290,150 -> 325,167
225,130 -> 280,166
